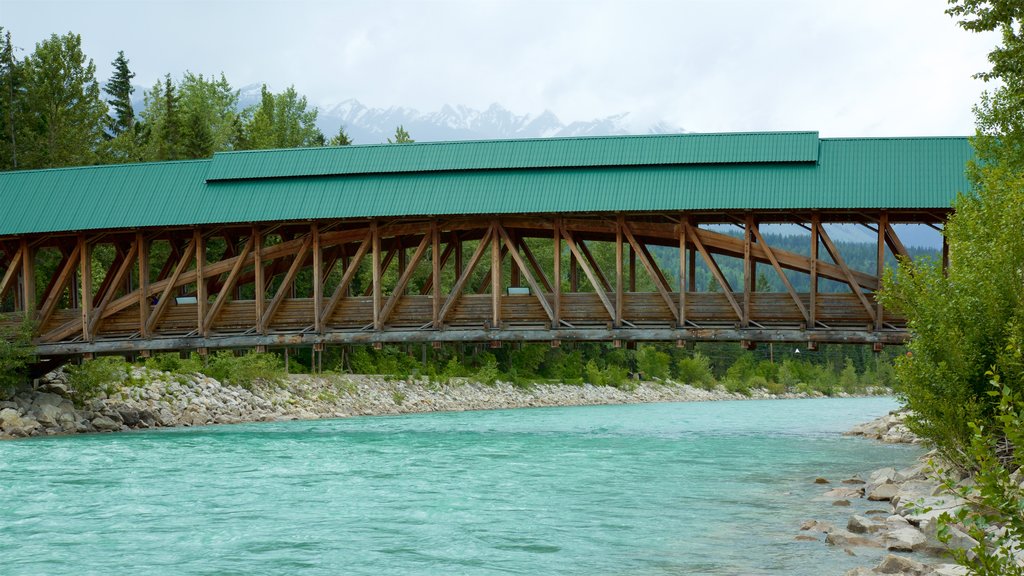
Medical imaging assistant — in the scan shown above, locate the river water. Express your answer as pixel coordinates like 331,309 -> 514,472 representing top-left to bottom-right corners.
0,397 -> 918,575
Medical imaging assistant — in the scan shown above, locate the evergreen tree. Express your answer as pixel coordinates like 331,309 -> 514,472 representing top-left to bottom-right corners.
329,124 -> 353,146
0,28 -> 23,170
388,125 -> 413,144
141,74 -> 183,161
104,50 -> 135,136
19,32 -> 107,168
177,72 -> 239,156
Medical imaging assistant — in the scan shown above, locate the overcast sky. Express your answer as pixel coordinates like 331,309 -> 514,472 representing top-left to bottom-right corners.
0,0 -> 999,136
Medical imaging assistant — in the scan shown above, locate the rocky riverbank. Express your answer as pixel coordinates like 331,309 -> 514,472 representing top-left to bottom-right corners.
804,412 -> 974,576
0,367 -> 849,439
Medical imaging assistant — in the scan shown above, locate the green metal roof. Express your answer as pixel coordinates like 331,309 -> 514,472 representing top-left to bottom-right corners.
205,131 -> 821,181
0,133 -> 972,236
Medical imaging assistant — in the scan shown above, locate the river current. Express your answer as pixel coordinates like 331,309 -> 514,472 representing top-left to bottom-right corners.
0,397 -> 918,575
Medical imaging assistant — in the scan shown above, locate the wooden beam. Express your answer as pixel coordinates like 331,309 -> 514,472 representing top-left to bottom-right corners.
616,215 -> 624,327
438,225 -> 494,324
312,223 -> 323,333
679,215 -> 686,327
431,222 -> 441,328
88,240 -> 139,339
876,212 -> 887,330
145,239 -> 195,336
262,234 -> 312,329
498,224 -> 554,323
138,232 -> 150,338
576,237 -> 612,293
816,222 -> 877,323
203,235 -> 254,334
622,221 -> 679,323
320,229 -> 372,327
372,221 -> 381,329
553,217 -> 561,327
0,244 -> 23,302
20,239 -> 34,315
686,222 -> 743,321
518,236 -> 553,293
420,237 -> 454,295
810,214 -> 819,328
195,230 -> 206,337
750,225 -> 809,323
35,243 -> 81,330
562,229 -> 615,320
378,232 -> 431,329
254,227 -> 265,334
743,216 -> 753,327
491,219 -> 501,328
79,235 -> 92,341
637,241 -> 673,293
884,222 -> 910,260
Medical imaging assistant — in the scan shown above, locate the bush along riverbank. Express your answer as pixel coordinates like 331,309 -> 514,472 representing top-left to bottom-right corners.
804,412 -> 1023,576
0,355 -> 890,440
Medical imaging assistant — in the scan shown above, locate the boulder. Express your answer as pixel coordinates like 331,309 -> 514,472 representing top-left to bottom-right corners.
883,526 -> 927,552
814,477 -> 830,484
32,403 -> 63,427
848,515 -> 885,534
0,408 -> 40,436
825,528 -> 882,548
91,416 -> 121,432
931,563 -> 968,576
843,569 -> 874,576
874,553 -> 929,575
894,462 -> 928,482
870,467 -> 898,484
823,486 -> 866,499
868,482 -> 900,501
920,517 -> 978,554
891,480 -> 941,510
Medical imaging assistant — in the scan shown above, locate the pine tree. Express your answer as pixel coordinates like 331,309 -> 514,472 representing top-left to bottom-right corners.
388,125 -> 413,144
0,28 -> 22,170
329,124 -> 353,146
238,84 -> 324,150
104,50 -> 135,136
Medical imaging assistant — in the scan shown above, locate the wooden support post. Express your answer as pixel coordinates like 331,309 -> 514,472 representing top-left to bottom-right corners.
518,237 -> 552,292
204,236 -> 254,334
553,217 -> 561,328
146,239 -> 195,336
679,216 -> 686,328
195,229 -> 206,337
750,225 -> 809,324
562,229 -> 615,320
876,212 -> 887,330
138,232 -> 150,338
321,230 -> 371,326
810,213 -> 819,329
438,225 -> 494,324
577,238 -> 612,292
622,221 -> 679,324
0,244 -> 23,305
79,235 -> 92,341
498,224 -> 554,323
454,232 -> 463,279
378,233 -> 431,329
942,232 -> 949,276
254,227 -> 265,334
817,221 -> 876,324
88,241 -> 139,339
509,230 -> 520,287
569,250 -> 578,292
313,223 -> 323,333
36,243 -> 82,330
687,225 -> 744,321
432,222 -> 441,328
20,239 -> 34,316
615,215 -> 624,327
491,219 -> 501,329
372,221 -> 381,330
688,244 -> 696,292
262,235 -> 312,329
743,215 -> 753,328
629,246 -> 636,293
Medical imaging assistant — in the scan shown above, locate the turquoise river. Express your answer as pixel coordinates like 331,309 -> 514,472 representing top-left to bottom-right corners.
0,397 -> 919,575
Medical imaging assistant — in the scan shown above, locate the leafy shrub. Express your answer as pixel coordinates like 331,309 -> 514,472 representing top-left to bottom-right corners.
474,356 -> 500,385
763,379 -> 787,395
722,377 -> 751,396
746,374 -> 769,392
201,351 -> 285,389
65,356 -> 129,403
0,316 -> 34,399
675,353 -> 714,388
636,345 -> 671,380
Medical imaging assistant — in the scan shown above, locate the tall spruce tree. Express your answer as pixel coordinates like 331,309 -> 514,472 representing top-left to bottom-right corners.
19,32 -> 107,168
104,50 -> 135,136
238,84 -> 324,150
388,125 -> 413,144
0,28 -> 22,170
141,74 -> 183,161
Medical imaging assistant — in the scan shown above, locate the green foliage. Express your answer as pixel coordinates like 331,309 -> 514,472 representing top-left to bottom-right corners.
636,345 -> 670,380
583,359 -> 631,389
65,356 -> 129,402
474,354 -> 500,385
329,124 -> 353,146
934,370 -> 1024,576
199,351 -> 285,389
0,316 -> 34,399
675,353 -> 714,388
238,84 -> 324,150
104,50 -> 135,137
388,125 -> 413,144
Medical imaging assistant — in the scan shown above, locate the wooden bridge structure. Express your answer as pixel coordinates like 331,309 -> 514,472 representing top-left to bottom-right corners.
0,132 -> 971,360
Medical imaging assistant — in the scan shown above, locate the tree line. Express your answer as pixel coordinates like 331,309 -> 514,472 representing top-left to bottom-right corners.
0,28 -> 414,172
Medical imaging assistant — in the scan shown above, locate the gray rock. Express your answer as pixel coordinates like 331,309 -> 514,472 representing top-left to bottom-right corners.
883,526 -> 927,552
32,403 -> 62,427
91,416 -> 120,432
868,482 -> 900,501
32,392 -> 65,408
848,515 -> 885,534
823,486 -> 866,499
931,563 -> 968,576
874,553 -> 928,575
825,528 -> 883,548
843,569 -> 874,576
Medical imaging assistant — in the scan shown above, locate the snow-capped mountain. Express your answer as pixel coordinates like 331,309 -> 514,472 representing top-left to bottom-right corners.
316,99 -> 683,144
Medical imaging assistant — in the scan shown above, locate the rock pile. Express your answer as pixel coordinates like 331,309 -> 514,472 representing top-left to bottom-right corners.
845,410 -> 921,444
0,367 -> 821,440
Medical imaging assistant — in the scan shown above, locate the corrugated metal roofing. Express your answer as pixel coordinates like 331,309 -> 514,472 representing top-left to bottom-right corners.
205,131 -> 821,181
0,134 -> 972,236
